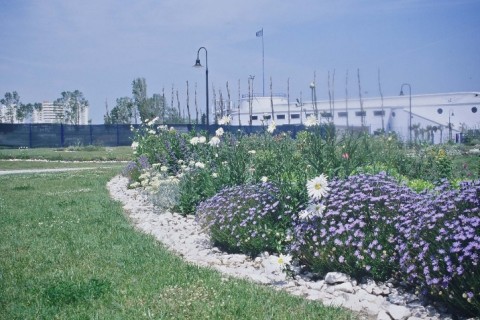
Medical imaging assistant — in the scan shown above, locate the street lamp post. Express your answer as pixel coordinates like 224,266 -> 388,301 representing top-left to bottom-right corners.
448,109 -> 454,142
194,47 -> 209,131
399,83 -> 412,144
309,81 -> 317,118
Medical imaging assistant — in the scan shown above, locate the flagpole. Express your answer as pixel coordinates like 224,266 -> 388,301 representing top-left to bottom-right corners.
261,28 -> 265,96
256,28 -> 265,97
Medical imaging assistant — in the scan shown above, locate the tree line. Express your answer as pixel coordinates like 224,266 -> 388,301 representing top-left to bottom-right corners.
104,77 -> 191,125
0,90 -> 88,125
0,92 -> 41,124
1,77 -> 197,125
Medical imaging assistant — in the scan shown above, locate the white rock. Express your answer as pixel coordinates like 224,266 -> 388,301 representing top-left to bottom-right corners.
372,286 -> 385,296
305,289 -> 324,300
362,301 -> 383,315
327,296 -> 346,307
324,272 -> 350,284
334,282 -> 355,293
307,280 -> 325,291
387,304 -> 412,320
325,286 -> 336,294
377,310 -> 393,320
249,274 -> 271,285
356,288 -> 383,303
340,294 -> 363,312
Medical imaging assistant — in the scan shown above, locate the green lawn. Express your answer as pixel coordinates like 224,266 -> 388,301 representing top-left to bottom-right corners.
0,167 -> 356,319
0,160 -> 125,171
0,146 -> 133,162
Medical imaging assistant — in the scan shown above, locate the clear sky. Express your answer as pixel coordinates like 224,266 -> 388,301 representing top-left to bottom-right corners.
1,0 -> 479,124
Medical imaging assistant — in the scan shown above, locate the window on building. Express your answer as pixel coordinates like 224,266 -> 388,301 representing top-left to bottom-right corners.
251,115 -> 258,120
291,114 -> 300,119
374,110 -> 385,116
355,111 -> 366,117
263,114 -> 271,120
305,113 -> 312,117
321,112 -> 332,118
276,114 -> 286,120
338,111 -> 348,117
472,107 -> 478,113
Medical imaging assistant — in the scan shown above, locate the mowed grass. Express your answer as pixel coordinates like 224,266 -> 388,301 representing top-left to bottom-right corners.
0,160 -> 125,171
0,168 -> 356,319
0,146 -> 133,161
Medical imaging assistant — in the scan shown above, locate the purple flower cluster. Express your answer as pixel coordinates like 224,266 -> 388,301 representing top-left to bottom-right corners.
156,131 -> 191,174
122,160 -> 140,178
290,173 -> 480,316
394,179 -> 480,315
290,172 -> 413,280
122,157 -> 148,183
196,182 -> 291,256
137,154 -> 151,170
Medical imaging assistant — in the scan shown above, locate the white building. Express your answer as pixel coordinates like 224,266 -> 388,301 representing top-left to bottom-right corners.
32,101 -> 89,125
230,92 -> 480,144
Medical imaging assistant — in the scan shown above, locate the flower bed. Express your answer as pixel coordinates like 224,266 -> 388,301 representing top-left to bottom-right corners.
124,117 -> 480,316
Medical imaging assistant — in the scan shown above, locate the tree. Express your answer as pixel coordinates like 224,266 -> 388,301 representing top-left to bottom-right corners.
54,90 -> 89,125
0,91 -> 41,123
132,78 -> 149,122
150,94 -> 166,122
16,102 -> 42,122
131,77 -> 187,124
0,91 -> 20,123
104,97 -> 134,124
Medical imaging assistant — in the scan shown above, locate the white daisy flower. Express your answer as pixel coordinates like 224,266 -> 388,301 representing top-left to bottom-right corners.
218,115 -> 232,125
270,254 -> 292,268
195,162 -> 205,169
306,174 -> 330,200
267,121 -> 276,133
190,137 -> 199,145
307,203 -> 326,218
209,136 -> 221,147
298,210 -> 311,220
305,115 -> 319,127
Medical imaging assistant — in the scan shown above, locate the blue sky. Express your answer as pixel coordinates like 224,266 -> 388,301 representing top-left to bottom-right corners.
1,0 -> 479,123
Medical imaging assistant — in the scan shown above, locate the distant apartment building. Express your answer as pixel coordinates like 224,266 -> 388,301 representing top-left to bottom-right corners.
32,101 -> 89,125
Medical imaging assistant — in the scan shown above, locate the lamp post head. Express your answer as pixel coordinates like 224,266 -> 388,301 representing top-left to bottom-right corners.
309,82 -> 315,89
399,90 -> 404,96
193,58 -> 202,68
